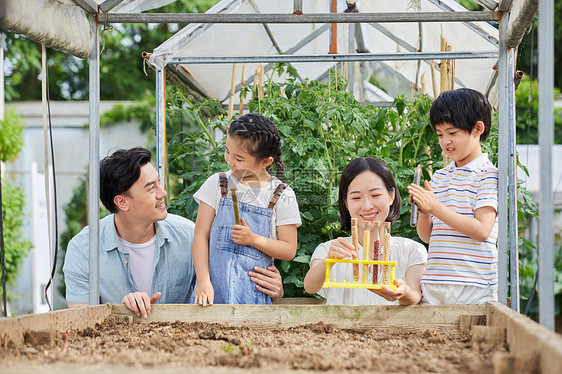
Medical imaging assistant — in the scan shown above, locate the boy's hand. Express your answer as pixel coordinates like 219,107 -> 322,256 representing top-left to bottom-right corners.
232,217 -> 256,246
193,280 -> 214,306
408,180 -> 438,215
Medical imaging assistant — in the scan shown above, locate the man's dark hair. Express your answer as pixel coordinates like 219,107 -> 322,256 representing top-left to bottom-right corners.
338,157 -> 401,231
99,147 -> 152,213
429,88 -> 492,141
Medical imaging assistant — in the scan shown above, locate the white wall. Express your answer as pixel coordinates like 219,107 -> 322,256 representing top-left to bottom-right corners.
4,101 -> 150,315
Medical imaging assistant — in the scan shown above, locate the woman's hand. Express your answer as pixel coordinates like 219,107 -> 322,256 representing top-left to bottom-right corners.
327,237 -> 357,260
369,279 -> 407,302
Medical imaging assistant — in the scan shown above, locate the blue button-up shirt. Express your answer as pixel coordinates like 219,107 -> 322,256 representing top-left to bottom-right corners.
63,213 -> 195,304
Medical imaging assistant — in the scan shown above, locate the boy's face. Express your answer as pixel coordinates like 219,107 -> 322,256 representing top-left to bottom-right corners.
435,122 -> 484,167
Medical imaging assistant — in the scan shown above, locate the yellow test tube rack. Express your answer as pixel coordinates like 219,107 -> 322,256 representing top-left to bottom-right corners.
323,259 -> 397,290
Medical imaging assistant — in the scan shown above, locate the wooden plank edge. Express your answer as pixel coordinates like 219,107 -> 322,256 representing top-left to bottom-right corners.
0,304 -> 113,348
111,303 -> 485,330
486,301 -> 562,374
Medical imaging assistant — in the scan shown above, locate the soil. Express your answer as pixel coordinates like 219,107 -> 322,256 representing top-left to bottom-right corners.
0,315 -> 505,373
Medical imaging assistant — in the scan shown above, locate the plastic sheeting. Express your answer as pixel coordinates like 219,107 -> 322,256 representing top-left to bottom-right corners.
149,0 -> 500,106
0,0 -> 93,59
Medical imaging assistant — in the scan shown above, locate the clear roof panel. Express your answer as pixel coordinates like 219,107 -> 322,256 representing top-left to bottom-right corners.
150,0 -> 499,105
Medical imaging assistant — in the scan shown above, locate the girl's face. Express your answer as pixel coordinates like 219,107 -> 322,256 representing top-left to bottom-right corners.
345,171 -> 395,231
224,135 -> 269,181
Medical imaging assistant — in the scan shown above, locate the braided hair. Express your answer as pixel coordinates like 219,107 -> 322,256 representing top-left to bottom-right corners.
228,113 -> 286,180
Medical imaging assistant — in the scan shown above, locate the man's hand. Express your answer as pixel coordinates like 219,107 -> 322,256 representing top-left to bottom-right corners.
121,291 -> 161,318
249,265 -> 284,301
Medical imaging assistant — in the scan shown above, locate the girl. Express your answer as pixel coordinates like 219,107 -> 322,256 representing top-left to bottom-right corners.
304,158 -> 427,305
193,113 -> 301,305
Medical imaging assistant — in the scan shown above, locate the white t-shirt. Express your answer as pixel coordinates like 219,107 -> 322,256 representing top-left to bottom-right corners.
119,235 -> 157,295
194,171 -> 302,239
310,236 -> 428,305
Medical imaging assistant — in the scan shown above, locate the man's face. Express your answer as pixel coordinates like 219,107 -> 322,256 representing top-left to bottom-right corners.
121,163 -> 168,223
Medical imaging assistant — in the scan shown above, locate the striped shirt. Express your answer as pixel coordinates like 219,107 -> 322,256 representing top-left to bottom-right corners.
421,153 -> 499,290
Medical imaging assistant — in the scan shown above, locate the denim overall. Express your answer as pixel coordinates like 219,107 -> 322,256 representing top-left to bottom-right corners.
209,173 -> 286,304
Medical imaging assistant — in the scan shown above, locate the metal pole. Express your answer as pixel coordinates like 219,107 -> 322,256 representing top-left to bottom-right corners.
156,69 -> 166,185
88,16 -> 100,306
100,11 -> 499,24
538,0 -> 554,331
507,46 -> 519,312
497,11 -> 509,306
169,51 -> 498,65
0,33 -> 4,122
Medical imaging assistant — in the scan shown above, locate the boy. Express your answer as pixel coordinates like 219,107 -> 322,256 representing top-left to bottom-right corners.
407,88 -> 498,305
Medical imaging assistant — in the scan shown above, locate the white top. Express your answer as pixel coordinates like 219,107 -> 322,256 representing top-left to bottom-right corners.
310,236 -> 428,305
194,171 -> 302,239
119,235 -> 157,295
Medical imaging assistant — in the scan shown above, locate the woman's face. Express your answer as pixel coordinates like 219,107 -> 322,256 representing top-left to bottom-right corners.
345,170 -> 395,231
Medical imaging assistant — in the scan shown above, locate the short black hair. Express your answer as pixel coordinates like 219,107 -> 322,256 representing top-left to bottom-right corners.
99,147 -> 152,213
338,158 -> 401,231
430,88 -> 492,141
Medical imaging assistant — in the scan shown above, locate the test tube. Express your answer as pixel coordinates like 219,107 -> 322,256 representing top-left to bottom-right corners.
371,221 -> 380,284
230,187 -> 241,225
383,222 -> 391,284
362,221 -> 371,284
410,164 -> 422,227
351,218 -> 360,282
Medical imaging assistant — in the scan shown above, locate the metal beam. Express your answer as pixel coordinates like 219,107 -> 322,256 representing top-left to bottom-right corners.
99,0 -> 126,13
474,0 -> 499,10
538,0 -> 554,331
99,11 -> 498,24
72,0 -> 98,14
497,11 -> 509,307
155,69 -> 166,189
366,23 -> 467,89
170,51 -> 498,65
426,0 -> 499,47
498,0 -> 513,12
88,16 -> 100,306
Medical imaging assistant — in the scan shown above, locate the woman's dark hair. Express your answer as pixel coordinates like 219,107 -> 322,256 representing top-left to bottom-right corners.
338,157 -> 401,230
429,88 -> 492,141
228,113 -> 286,180
99,147 -> 152,213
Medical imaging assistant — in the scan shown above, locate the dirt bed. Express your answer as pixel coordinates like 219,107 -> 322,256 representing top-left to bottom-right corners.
0,315 -> 503,373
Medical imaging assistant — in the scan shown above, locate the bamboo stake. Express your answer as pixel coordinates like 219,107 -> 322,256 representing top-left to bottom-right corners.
351,218 -> 359,282
230,187 -> 241,225
239,63 -> 247,115
430,61 -> 438,98
362,221 -> 371,284
420,71 -> 427,95
440,36 -> 449,95
443,151 -> 450,168
227,63 -> 238,119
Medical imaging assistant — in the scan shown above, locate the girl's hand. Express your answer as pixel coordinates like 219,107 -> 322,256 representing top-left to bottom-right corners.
193,280 -> 214,306
369,278 -> 407,302
232,217 -> 256,246
327,237 -> 357,260
407,180 -> 437,215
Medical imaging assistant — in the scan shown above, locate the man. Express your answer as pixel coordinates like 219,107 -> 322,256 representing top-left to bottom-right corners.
63,147 -> 284,317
